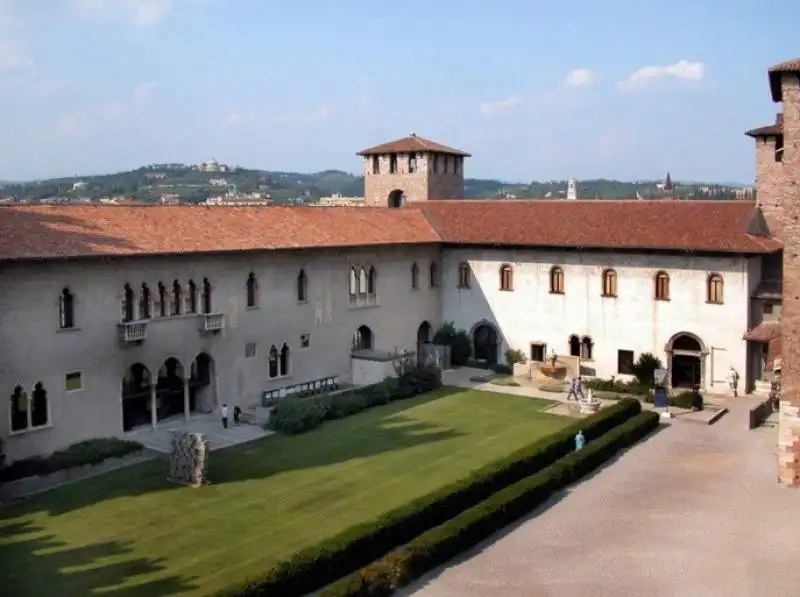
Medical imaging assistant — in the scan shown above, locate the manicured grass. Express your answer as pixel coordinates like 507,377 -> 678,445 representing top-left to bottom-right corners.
0,387 -> 566,597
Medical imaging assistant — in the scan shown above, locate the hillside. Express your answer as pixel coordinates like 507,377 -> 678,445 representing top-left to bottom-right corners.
0,164 -> 751,204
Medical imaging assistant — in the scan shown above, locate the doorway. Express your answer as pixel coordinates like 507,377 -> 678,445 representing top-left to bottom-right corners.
473,324 -> 499,365
417,321 -> 432,363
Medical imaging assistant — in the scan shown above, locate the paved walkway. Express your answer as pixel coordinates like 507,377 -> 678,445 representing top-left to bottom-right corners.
400,398 -> 799,597
126,413 -> 272,453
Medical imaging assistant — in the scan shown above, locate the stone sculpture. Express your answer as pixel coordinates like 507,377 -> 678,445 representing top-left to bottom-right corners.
167,430 -> 209,487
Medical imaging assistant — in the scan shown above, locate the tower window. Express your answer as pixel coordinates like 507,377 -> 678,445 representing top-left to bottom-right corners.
775,136 -> 784,163
432,154 -> 439,174
389,153 -> 398,174
372,155 -> 380,174
408,153 -> 417,173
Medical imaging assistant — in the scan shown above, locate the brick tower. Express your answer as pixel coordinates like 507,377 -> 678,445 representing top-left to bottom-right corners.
357,134 -> 471,207
747,58 -> 800,487
663,172 -> 675,200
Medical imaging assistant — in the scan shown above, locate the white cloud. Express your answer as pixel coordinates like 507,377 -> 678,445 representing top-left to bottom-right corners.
222,111 -> 255,126
133,81 -> 157,107
565,68 -> 596,87
69,0 -> 173,26
618,60 -> 705,91
479,94 -> 523,117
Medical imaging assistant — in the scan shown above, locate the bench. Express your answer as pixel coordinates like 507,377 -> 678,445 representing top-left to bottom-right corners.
261,376 -> 340,407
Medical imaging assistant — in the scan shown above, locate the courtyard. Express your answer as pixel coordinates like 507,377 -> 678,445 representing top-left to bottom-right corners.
0,387 -> 567,597
400,400 -> 800,597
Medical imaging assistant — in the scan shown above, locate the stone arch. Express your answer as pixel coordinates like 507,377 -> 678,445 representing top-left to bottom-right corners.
388,189 -> 406,208
155,357 -> 186,422
122,362 -> 152,431
568,334 -> 581,357
470,319 -> 500,366
190,352 -> 217,413
417,320 -> 432,362
353,325 -> 374,351
665,332 -> 708,389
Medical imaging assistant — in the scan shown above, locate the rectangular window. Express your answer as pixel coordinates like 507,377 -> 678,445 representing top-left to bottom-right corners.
432,154 -> 439,174
300,333 -> 311,349
408,153 -> 417,173
371,155 -> 380,174
65,372 -> 83,392
617,350 -> 635,375
530,343 -> 546,363
389,153 -> 398,174
245,342 -> 257,359
764,302 -> 774,314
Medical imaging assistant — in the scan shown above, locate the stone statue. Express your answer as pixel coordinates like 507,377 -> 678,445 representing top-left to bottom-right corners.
168,431 -> 209,487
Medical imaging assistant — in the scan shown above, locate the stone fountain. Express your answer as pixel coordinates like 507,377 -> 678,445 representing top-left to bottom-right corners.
579,389 -> 602,415
167,431 -> 209,487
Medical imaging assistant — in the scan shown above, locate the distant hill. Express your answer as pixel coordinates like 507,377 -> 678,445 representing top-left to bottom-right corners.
0,165 -> 752,204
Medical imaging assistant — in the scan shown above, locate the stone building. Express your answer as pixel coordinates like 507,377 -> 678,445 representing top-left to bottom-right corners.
745,58 -> 800,487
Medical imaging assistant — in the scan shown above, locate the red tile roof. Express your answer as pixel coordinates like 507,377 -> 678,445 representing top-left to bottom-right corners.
768,58 -> 800,102
357,134 -> 471,157
0,205 -> 441,261
745,113 -> 783,138
414,199 -> 781,253
743,321 -> 782,370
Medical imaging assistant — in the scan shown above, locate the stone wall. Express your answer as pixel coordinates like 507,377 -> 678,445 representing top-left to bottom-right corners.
363,153 -> 465,206
168,431 -> 209,487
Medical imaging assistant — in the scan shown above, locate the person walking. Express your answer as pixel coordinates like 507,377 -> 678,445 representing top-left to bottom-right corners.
567,378 -> 579,401
727,367 -> 740,397
220,403 -> 229,429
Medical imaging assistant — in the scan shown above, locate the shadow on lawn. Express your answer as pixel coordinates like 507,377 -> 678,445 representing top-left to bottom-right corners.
0,519 -> 197,597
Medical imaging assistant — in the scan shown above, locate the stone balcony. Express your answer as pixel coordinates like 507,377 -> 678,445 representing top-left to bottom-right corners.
198,312 -> 225,333
118,321 -> 148,345
348,292 -> 378,310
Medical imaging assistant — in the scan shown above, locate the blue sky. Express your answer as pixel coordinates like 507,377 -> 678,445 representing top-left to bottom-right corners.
0,0 -> 797,183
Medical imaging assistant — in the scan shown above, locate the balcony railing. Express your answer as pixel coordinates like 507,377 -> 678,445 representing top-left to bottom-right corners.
118,321 -> 147,344
348,292 -> 378,309
198,312 -> 225,333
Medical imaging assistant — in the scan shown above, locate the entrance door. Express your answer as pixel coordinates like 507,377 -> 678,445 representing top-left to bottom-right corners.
671,354 -> 701,388
473,325 -> 498,365
417,321 -> 432,363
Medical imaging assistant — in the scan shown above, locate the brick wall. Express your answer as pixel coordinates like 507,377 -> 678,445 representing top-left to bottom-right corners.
773,72 -> 800,487
363,153 -> 465,206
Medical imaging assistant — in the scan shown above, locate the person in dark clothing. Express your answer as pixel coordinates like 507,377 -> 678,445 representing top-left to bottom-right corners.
233,405 -> 242,426
691,385 -> 703,411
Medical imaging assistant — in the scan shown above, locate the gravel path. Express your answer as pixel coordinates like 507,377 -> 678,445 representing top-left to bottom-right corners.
400,401 -> 800,597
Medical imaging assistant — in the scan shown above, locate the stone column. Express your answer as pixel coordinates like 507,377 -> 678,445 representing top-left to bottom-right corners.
150,372 -> 158,429
183,373 -> 191,420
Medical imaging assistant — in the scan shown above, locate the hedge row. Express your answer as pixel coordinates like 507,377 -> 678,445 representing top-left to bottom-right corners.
268,363 -> 442,434
216,398 -> 642,597
321,410 -> 661,597
643,390 -> 697,410
0,437 -> 144,484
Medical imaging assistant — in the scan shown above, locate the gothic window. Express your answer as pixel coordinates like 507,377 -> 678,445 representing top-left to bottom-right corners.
349,267 -> 358,297
186,280 -> 197,314
580,336 -> 594,360
499,264 -> 514,291
654,271 -> 670,301
411,262 -> 419,289
122,283 -> 135,322
367,266 -> 377,295
268,345 -> 279,378
280,343 -> 290,376
707,273 -> 724,304
201,278 -> 212,313
429,261 -> 439,288
59,287 -> 75,329
155,282 -> 167,317
139,283 -> 152,319
172,280 -> 182,315
550,266 -> 565,294
246,273 -> 258,307
9,385 -> 28,432
601,269 -> 618,297
358,267 -> 368,295
297,269 -> 308,302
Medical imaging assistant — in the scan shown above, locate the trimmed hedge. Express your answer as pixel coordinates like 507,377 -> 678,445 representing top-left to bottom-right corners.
268,363 -> 442,434
0,437 -> 144,484
643,390 -> 697,410
321,410 -> 661,597
216,398 -> 642,597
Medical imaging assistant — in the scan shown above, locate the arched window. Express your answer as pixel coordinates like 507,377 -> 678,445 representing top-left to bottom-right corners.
186,279 -> 197,313
550,266 -> 565,294
246,273 -> 258,308
601,269 -> 618,297
458,262 -> 471,288
9,385 -> 28,432
353,325 -> 374,351
358,267 -> 368,295
296,269 -> 308,302
349,267 -> 358,297
155,282 -> 167,317
499,264 -> 514,291
279,343 -> 290,376
172,280 -> 182,315
429,261 -> 439,288
411,262 -> 419,289
367,266 -> 377,295
30,382 -> 48,427
201,278 -> 212,313
654,271 -> 670,301
568,334 -> 581,357
707,273 -> 724,304
580,336 -> 594,360
122,283 -> 135,322
268,345 -> 279,378
139,283 -> 151,319
59,287 -> 75,329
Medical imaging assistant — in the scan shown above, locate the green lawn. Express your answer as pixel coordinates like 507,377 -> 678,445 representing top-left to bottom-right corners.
0,387 -> 567,597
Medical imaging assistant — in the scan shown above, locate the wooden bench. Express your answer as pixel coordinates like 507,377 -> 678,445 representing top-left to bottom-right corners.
261,376 -> 340,407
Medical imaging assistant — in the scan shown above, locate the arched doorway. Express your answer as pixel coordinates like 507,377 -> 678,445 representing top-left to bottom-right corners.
388,189 -> 406,208
156,357 -> 185,421
122,363 -> 151,431
473,323 -> 499,365
190,353 -> 216,413
667,332 -> 706,389
417,321 -> 432,363
353,325 -> 374,351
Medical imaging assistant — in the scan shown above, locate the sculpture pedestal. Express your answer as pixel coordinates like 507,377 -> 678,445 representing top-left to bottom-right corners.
167,431 -> 209,488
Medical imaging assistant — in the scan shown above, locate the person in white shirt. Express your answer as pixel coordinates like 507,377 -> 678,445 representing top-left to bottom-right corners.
727,367 -> 740,397
220,403 -> 229,428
